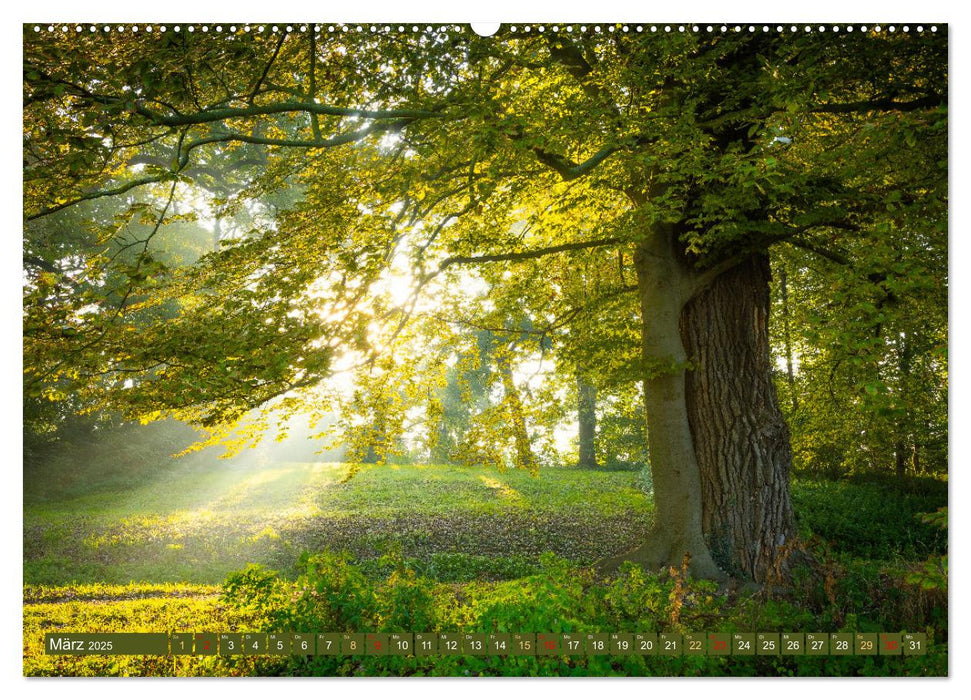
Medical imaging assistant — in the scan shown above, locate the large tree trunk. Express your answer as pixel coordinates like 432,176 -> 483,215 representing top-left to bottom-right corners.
597,237 -> 796,584
680,255 -> 796,581
598,226 -> 725,581
577,371 -> 599,469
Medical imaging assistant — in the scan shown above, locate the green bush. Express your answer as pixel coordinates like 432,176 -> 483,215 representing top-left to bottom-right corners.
220,550 -> 947,677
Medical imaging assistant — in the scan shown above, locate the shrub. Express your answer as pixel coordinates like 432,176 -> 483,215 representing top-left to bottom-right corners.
219,548 -> 947,676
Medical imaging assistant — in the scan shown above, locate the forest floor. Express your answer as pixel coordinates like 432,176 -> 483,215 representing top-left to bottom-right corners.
24,461 -> 654,584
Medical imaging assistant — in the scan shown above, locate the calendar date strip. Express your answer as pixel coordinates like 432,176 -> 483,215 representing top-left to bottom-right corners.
44,631 -> 928,657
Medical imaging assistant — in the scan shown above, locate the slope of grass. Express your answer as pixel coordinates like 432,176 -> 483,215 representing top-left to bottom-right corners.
24,461 -> 654,584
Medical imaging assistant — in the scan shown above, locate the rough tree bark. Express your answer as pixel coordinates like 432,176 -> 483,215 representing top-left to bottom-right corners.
680,255 -> 796,581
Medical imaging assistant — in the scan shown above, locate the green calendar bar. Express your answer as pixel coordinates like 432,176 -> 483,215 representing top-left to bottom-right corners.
292,633 -> 314,655
610,633 -> 634,656
757,632 -> 780,655
415,633 -> 438,655
439,632 -> 462,655
194,633 -> 217,656
806,633 -> 829,656
684,632 -> 706,656
855,633 -> 878,656
782,633 -> 805,655
879,633 -> 902,656
341,633 -> 365,655
831,633 -> 853,655
733,633 -> 755,655
659,633 -> 682,656
585,633 -> 609,655
561,633 -> 584,655
511,633 -> 535,656
170,633 -> 193,655
219,633 -> 243,655
267,633 -> 290,655
243,632 -> 267,655
317,633 -> 340,655
903,633 -> 928,655
41,631 -> 931,656
708,633 -> 731,656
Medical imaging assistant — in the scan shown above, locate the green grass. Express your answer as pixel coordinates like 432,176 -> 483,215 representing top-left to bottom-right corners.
24,460 -> 654,585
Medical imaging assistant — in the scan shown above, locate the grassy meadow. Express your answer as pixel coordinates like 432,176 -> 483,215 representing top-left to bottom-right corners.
25,459 -> 653,585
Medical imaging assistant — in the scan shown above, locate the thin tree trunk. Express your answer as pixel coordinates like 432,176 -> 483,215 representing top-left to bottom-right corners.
577,371 -> 599,469
779,264 -> 798,412
680,255 -> 796,581
362,402 -> 389,464
430,418 -> 450,464
895,443 -> 907,480
896,333 -> 913,481
499,359 -> 537,473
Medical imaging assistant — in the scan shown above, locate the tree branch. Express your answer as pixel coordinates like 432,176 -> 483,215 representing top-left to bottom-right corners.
248,33 -> 288,105
812,95 -> 944,114
178,119 -> 415,151
26,118 -> 415,221
128,99 -> 441,127
438,237 -> 623,270
786,237 -> 851,266
26,171 -> 178,221
23,254 -> 61,274
530,142 -> 623,181
688,222 -> 856,298
308,31 -> 322,140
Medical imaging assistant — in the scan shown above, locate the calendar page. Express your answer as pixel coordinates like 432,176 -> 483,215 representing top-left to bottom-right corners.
22,17 -> 948,680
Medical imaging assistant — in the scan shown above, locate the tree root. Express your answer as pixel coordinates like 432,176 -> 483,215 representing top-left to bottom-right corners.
594,533 -> 729,582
